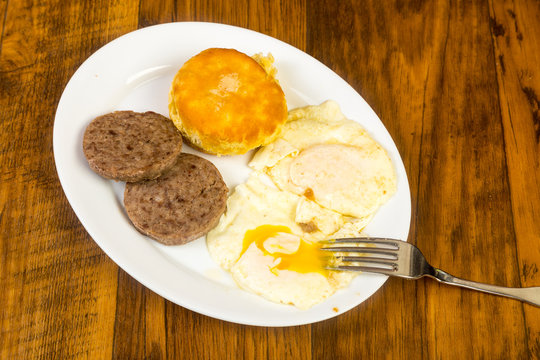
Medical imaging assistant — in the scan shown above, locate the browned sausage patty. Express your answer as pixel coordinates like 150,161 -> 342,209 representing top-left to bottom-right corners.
83,111 -> 182,182
124,153 -> 228,245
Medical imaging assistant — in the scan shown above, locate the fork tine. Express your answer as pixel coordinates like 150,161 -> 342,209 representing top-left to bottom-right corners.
338,256 -> 398,266
326,265 -> 397,275
320,247 -> 398,259
321,237 -> 400,249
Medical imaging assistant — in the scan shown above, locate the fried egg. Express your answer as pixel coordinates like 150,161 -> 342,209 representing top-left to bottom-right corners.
206,101 -> 396,309
206,173 -> 356,309
250,100 -> 396,218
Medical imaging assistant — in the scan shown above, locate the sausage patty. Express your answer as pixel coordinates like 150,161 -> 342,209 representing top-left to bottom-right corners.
83,111 -> 182,182
124,153 -> 228,245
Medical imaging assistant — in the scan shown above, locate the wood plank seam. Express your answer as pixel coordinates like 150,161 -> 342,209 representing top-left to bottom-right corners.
414,61 -> 430,247
0,0 -> 8,58
111,267 -> 121,360
163,301 -> 168,360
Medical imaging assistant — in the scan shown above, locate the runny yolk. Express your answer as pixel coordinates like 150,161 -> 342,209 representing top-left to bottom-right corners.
239,224 -> 327,277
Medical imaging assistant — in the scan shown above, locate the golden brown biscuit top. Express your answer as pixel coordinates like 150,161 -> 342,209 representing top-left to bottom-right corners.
170,48 -> 287,153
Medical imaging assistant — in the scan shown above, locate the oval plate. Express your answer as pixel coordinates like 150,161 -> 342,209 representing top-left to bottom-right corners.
53,22 -> 411,326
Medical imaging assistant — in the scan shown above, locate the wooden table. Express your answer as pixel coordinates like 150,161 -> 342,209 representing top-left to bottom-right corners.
1,1 -> 539,358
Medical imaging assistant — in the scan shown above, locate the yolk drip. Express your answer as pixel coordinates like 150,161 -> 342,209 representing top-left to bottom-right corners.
240,224 -> 327,276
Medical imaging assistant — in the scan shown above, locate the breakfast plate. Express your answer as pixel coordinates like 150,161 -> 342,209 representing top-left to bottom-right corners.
53,22 -> 411,326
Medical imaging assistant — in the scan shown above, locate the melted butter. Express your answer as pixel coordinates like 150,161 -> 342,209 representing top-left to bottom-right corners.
239,224 -> 327,277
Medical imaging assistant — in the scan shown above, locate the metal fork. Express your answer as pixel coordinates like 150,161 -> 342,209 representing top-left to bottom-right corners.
321,237 -> 540,307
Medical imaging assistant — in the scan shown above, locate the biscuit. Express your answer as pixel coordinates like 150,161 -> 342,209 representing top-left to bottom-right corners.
169,48 -> 288,155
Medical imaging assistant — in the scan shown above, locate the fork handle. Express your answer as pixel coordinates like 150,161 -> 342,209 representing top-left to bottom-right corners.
427,268 -> 540,307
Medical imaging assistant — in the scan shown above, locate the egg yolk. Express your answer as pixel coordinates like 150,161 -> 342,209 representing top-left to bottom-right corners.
239,224 -> 327,276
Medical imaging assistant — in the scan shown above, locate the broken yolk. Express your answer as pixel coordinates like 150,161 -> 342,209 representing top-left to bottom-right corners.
239,224 -> 327,276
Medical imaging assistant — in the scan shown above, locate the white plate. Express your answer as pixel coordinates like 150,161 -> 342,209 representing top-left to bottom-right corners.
53,22 -> 411,326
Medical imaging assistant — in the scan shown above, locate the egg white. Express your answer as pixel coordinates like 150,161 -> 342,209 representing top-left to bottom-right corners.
207,101 -> 397,309
250,100 -> 396,218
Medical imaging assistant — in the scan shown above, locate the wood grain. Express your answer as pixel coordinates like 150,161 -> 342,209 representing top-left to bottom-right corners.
1,0 -> 539,359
